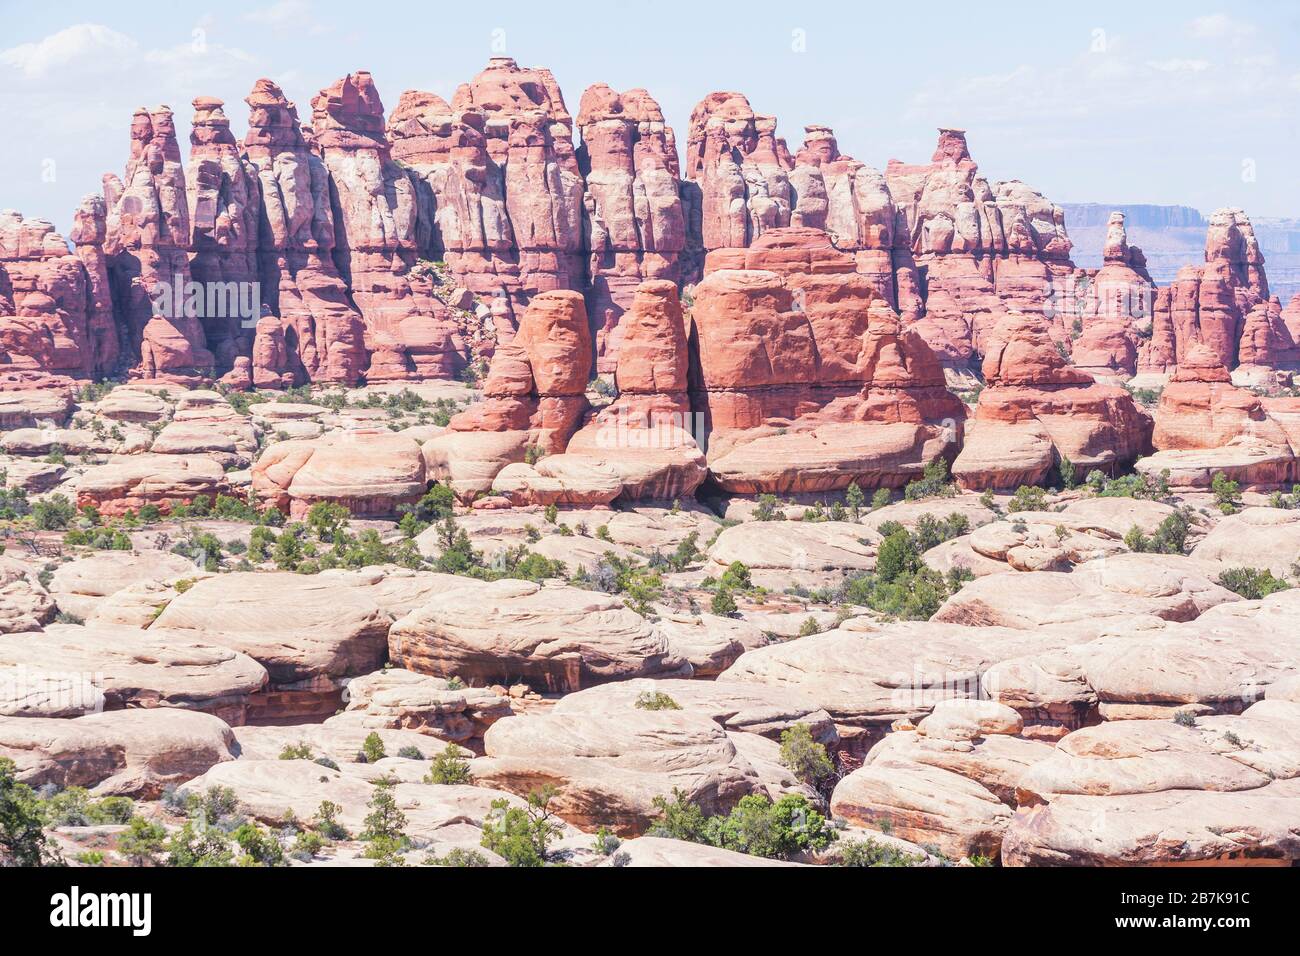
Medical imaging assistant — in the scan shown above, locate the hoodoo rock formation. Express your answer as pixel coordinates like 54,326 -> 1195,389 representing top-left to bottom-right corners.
692,228 -> 966,493
425,289 -> 593,499
6,62 -> 1298,397
683,92 -> 794,264
242,78 -> 367,386
577,84 -> 686,371
104,106 -> 215,380
1138,208 -> 1295,376
311,72 -> 472,381
884,129 -> 1075,373
8,50 -> 1300,874
0,210 -> 102,382
1136,343 -> 1298,488
1068,212 -> 1154,380
186,96 -> 261,374
953,311 -> 1152,489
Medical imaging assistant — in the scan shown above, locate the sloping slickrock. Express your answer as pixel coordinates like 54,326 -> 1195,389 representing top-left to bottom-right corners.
986,589 -> 1300,728
829,693 -> 1052,859
74,454 -> 229,516
2,427 -> 134,457
831,758 -> 1011,859
490,454 -> 622,506
341,668 -> 511,743
0,666 -> 104,719
965,511 -> 1128,572
720,622 -> 1080,738
859,496 -> 1000,535
706,520 -> 878,573
230,718 -> 446,764
388,580 -> 690,692
1003,778 -> 1300,866
0,389 -> 73,428
605,836 -> 802,867
180,758 -> 565,850
0,709 -> 236,797
915,698 -> 1024,741
151,572 -> 390,717
93,389 -> 171,423
47,550 -> 196,621
252,430 -> 427,518
84,578 -> 198,629
932,553 -> 1237,628
877,732 -> 1051,808
1189,507 -> 1300,578
471,709 -> 764,835
179,758 -> 375,830
1004,700 -> 1300,865
1015,719 -> 1281,805
0,623 -> 267,724
149,418 -> 258,466
654,612 -> 755,677
1069,590 -> 1300,716
1055,495 -> 1195,537
982,650 -> 1099,732
0,557 -> 55,634
552,677 -> 837,745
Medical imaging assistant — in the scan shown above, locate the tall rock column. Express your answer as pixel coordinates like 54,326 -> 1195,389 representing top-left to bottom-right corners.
576,84 -> 686,371
104,106 -> 214,379
1072,212 -> 1154,379
787,125 -> 914,315
683,92 -> 793,275
0,210 -> 94,380
885,129 -> 1075,374
68,195 -> 119,377
447,57 -> 586,325
244,78 -> 366,385
312,71 -> 470,380
186,96 -> 261,374
1157,208 -> 1284,374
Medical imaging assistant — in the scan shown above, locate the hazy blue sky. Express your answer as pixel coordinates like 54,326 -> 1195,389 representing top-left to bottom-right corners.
3,0 -> 1298,234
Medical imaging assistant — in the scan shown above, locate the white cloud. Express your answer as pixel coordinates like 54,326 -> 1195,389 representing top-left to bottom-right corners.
1146,58 -> 1211,73
244,1 -> 312,26
0,23 -> 137,78
1190,14 -> 1257,40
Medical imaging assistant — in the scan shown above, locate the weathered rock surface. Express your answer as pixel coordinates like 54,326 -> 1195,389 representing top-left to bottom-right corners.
47,550 -> 196,620
253,430 -> 427,517
75,453 -> 229,516
552,677 -> 837,745
0,709 -> 236,797
341,667 -> 511,744
953,311 -> 1152,489
388,580 -> 689,691
151,572 -> 391,717
690,229 -> 965,493
472,709 -> 763,834
0,623 -> 267,724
